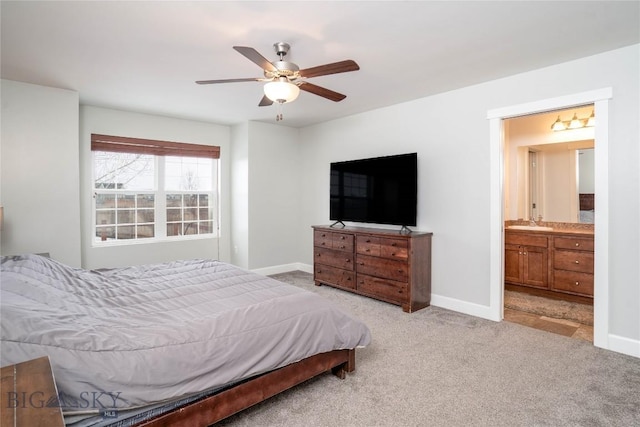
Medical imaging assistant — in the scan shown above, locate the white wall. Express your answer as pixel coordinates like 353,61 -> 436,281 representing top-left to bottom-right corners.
79,106 -> 232,269
230,123 -> 249,268
297,44 -> 639,344
246,122 -> 301,271
230,121 -> 302,272
0,80 -> 81,266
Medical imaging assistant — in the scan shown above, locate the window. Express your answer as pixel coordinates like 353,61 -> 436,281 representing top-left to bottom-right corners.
92,134 -> 220,245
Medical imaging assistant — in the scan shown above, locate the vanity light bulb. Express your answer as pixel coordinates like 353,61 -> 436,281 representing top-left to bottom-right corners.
568,113 -> 583,129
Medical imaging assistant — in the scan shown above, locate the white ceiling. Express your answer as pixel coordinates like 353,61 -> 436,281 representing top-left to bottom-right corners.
2,1 -> 638,128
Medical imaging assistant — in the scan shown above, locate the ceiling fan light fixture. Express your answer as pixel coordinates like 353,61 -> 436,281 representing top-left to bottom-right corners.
264,78 -> 300,103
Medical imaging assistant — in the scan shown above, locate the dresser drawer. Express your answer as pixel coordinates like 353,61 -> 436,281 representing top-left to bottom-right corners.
314,230 -> 333,248
332,232 -> 354,252
552,270 -> 594,296
356,254 -> 408,282
554,250 -> 594,273
314,230 -> 354,252
380,238 -> 408,260
357,274 -> 407,304
314,264 -> 356,290
314,247 -> 354,270
505,233 -> 548,248
356,235 -> 381,256
554,236 -> 594,251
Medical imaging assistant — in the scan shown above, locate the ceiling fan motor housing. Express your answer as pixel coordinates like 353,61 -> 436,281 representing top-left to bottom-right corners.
266,61 -> 300,80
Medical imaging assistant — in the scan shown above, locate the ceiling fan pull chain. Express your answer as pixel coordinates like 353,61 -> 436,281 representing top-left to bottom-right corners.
276,101 -> 284,121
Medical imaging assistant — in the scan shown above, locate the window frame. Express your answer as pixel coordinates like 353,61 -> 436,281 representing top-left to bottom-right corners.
91,134 -> 220,247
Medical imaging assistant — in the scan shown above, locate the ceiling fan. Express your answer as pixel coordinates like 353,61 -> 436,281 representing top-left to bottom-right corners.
196,42 -> 359,119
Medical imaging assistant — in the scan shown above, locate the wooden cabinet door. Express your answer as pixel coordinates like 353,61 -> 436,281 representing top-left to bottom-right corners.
523,246 -> 548,288
504,244 -> 523,284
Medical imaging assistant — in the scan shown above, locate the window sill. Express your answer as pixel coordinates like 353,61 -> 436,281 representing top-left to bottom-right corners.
91,234 -> 218,248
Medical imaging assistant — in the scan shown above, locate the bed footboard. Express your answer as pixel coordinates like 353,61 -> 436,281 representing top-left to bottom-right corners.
136,348 -> 356,426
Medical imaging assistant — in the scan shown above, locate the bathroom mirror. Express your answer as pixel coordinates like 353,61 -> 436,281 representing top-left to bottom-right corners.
504,106 -> 595,224
519,142 -> 594,223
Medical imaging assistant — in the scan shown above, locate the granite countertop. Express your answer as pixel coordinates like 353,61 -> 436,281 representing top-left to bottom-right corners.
504,220 -> 594,236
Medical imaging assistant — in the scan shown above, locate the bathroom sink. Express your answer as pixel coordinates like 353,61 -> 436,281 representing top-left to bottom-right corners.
507,225 -> 553,231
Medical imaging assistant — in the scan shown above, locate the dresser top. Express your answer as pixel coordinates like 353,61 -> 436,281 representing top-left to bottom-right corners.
313,225 -> 432,238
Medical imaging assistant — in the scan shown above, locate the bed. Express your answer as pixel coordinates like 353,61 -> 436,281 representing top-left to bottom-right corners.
0,254 -> 371,426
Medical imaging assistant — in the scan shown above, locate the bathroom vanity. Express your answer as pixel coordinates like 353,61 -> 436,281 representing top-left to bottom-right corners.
504,225 -> 594,300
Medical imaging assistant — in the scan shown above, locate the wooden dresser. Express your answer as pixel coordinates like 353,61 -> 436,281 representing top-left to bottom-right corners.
312,225 -> 432,313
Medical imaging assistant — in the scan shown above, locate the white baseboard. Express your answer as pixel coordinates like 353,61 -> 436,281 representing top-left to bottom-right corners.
251,263 -> 312,276
430,294 -> 499,321
607,334 -> 640,358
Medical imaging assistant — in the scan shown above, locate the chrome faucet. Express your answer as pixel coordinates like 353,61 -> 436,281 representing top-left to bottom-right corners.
529,217 -> 537,226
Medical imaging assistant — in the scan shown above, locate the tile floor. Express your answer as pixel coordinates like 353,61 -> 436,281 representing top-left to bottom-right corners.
504,308 -> 594,342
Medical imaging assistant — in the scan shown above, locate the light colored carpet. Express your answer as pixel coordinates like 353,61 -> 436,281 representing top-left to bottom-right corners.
217,271 -> 639,427
504,290 -> 593,326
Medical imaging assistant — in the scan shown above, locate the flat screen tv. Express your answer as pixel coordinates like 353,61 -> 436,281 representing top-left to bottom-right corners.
330,153 -> 417,227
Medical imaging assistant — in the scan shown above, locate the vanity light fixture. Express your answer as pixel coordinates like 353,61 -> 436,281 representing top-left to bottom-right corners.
550,110 -> 595,132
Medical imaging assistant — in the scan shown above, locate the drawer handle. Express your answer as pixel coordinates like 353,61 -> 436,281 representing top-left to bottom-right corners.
391,252 -> 396,256
575,260 -> 580,264
366,249 -> 370,252
321,233 -> 326,237
359,262 -> 365,266
391,243 -> 397,247
575,281 -> 580,286
341,236 -> 346,240
316,253 -> 321,257
398,269 -> 403,273
523,252 -> 527,255
366,239 -> 371,243
340,245 -> 346,249
345,259 -> 351,263
575,243 -> 580,247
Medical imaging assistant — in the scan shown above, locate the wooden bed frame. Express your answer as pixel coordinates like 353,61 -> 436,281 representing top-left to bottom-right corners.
136,348 -> 356,426
1,350 -> 355,427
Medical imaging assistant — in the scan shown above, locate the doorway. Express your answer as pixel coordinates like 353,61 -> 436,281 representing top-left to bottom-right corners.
502,107 -> 595,341
487,88 -> 612,350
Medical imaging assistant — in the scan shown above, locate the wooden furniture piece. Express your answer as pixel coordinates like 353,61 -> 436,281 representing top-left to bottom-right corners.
579,193 -> 595,211
313,225 -> 432,313
137,349 -> 354,426
1,357 -> 64,427
551,235 -> 594,297
1,350 -> 354,427
504,232 -> 549,289
505,228 -> 594,299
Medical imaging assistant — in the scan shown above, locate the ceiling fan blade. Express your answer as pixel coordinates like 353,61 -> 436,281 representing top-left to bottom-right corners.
233,46 -> 277,72
259,95 -> 273,107
196,77 -> 262,85
298,60 -> 360,79
299,82 -> 347,102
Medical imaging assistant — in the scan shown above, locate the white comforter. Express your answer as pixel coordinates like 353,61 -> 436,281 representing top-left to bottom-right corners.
0,254 -> 371,412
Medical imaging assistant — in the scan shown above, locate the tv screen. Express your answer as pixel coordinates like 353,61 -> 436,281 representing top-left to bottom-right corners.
330,153 -> 417,226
